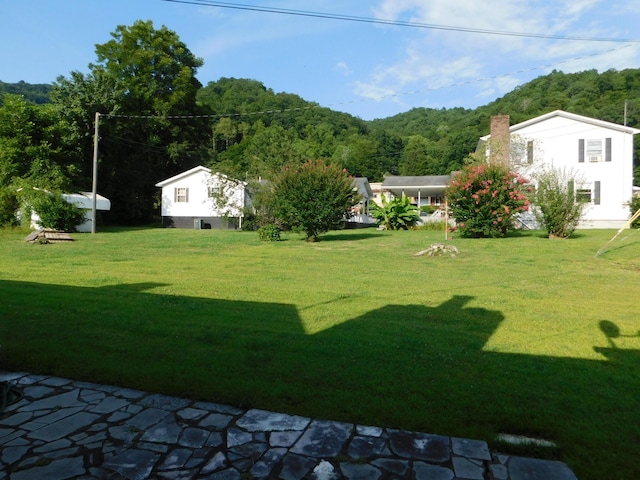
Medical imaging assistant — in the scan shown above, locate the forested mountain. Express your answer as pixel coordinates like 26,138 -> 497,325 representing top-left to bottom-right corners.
2,63 -> 640,225
370,69 -> 640,173
0,80 -> 51,105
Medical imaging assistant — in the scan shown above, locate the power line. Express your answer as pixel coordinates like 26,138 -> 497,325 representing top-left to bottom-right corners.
101,43 -> 636,121
161,0 -> 640,43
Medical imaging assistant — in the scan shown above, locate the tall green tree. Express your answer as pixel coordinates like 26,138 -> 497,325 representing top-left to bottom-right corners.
51,20 -> 209,223
0,94 -> 76,190
399,135 -> 445,175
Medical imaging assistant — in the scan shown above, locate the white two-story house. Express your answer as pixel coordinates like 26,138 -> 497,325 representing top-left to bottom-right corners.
480,110 -> 640,228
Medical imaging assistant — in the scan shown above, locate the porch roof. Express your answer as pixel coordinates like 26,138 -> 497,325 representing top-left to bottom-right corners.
381,175 -> 451,197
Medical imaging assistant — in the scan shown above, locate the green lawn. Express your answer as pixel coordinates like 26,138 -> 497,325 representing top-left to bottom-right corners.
1,226 -> 639,479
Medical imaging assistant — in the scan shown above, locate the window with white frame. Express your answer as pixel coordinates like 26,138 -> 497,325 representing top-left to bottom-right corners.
586,140 -> 603,162
174,187 -> 188,203
574,181 -> 601,205
576,188 -> 592,203
579,138 -> 611,163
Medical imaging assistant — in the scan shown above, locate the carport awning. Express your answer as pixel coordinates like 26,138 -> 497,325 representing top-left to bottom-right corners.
62,192 -> 111,211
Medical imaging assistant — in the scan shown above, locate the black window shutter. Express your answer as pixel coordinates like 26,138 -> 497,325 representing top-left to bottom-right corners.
605,138 -> 612,162
578,139 -> 585,163
174,188 -> 177,202
594,181 -> 601,205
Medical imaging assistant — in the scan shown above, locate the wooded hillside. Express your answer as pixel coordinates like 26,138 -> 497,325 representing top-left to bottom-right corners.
0,80 -> 51,105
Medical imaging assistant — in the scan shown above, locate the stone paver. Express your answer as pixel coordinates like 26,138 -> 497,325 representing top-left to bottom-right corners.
0,371 -> 578,479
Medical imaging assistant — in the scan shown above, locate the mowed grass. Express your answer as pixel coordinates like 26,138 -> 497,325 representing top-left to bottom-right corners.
1,226 -> 639,479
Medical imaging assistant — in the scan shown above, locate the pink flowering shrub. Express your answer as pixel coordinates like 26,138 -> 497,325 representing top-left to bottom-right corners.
446,163 -> 531,238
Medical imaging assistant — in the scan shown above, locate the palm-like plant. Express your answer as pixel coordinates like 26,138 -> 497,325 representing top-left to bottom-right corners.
370,193 -> 421,230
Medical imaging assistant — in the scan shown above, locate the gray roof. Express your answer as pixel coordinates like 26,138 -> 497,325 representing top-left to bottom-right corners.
381,175 -> 451,189
352,177 -> 373,197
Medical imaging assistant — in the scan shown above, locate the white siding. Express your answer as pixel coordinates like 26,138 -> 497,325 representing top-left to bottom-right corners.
482,112 -> 639,228
157,166 -> 246,219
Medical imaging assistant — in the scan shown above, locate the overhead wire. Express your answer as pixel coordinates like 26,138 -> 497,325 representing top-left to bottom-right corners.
160,0 -> 640,43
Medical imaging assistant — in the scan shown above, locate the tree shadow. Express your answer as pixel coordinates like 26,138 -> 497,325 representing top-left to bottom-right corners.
318,232 -> 387,241
1,281 -> 638,479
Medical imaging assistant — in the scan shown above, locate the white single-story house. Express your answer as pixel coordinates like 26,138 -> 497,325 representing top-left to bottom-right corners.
155,165 -> 249,229
24,189 -> 111,233
479,110 -> 640,228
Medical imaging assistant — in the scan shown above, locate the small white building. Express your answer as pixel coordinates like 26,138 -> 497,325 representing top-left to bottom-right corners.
27,190 -> 111,233
480,110 -> 640,228
155,165 -> 249,229
63,192 -> 111,232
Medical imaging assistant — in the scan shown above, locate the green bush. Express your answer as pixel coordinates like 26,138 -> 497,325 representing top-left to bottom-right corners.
31,192 -> 85,232
0,188 -> 19,226
532,168 -> 589,238
420,205 -> 438,215
257,224 -> 281,241
630,196 -> 640,228
268,159 -> 358,242
446,163 -> 531,238
412,220 -> 449,231
369,193 -> 421,230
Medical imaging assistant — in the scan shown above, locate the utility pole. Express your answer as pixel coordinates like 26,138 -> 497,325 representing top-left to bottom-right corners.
91,112 -> 100,234
624,100 -> 628,126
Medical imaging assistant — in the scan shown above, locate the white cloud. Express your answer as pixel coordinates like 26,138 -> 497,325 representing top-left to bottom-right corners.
353,0 -> 639,108
335,61 -> 352,76
353,81 -> 398,102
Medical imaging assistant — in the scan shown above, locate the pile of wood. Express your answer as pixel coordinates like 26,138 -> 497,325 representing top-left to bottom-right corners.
24,230 -> 73,244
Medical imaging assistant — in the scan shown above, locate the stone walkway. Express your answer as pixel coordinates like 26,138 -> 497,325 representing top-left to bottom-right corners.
0,372 -> 578,480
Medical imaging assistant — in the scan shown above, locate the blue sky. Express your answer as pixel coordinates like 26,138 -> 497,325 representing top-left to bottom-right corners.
2,0 -> 640,120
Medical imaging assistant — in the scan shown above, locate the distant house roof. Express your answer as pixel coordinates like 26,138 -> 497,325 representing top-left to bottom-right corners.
155,165 -> 211,187
381,175 -> 452,198
382,175 -> 451,189
63,192 -> 111,211
352,177 -> 373,198
155,166 -> 246,188
480,110 -> 640,141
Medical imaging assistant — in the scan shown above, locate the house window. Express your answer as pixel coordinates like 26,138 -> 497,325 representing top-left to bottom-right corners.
174,187 -> 188,203
587,140 -> 603,162
579,138 -> 611,163
576,188 -> 592,203
527,140 -> 534,164
575,181 -> 601,205
208,186 -> 223,198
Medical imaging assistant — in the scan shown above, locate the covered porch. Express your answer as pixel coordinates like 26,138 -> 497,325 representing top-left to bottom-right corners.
380,175 -> 451,213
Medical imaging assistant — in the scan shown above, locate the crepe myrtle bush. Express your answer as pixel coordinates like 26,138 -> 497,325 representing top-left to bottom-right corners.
446,163 -> 531,238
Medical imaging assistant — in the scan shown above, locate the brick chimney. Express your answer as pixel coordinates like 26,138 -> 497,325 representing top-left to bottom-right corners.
489,115 -> 510,166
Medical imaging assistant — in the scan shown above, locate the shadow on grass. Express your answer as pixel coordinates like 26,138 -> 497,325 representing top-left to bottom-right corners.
1,280 -> 638,479
319,232 -> 387,241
